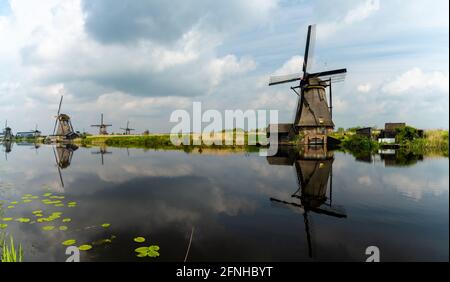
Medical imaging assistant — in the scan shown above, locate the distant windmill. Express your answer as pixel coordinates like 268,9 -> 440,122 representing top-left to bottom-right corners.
268,24 -> 347,145
52,95 -> 79,140
120,121 -> 135,135
2,120 -> 13,141
91,113 -> 112,135
30,124 -> 41,138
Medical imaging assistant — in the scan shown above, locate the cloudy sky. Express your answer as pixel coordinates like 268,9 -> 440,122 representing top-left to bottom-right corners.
0,0 -> 448,134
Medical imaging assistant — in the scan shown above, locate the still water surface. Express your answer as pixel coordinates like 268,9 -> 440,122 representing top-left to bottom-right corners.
0,143 -> 448,261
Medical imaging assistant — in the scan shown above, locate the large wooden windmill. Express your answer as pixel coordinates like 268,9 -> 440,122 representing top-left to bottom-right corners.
268,24 -> 347,145
52,96 -> 79,140
91,113 -> 112,135
120,121 -> 135,135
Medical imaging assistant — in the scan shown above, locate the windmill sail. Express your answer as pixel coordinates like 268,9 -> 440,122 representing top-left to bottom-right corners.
269,73 -> 302,86
303,24 -> 316,74
53,95 -> 63,135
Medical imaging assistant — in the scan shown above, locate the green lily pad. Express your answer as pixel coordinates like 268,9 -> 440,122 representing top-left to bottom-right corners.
62,218 -> 71,223
2,218 -> 13,221
23,199 -> 32,203
43,193 -> 52,197
79,244 -> 92,251
134,237 -> 146,243
147,245 -> 160,257
32,210 -> 43,214
7,205 -> 14,209
101,223 -> 111,228
134,245 -> 160,258
17,218 -> 31,223
59,226 -> 68,231
10,201 -> 19,204
135,247 -> 148,253
136,252 -> 148,257
42,225 -> 55,231
62,239 -> 76,246
0,224 -> 8,229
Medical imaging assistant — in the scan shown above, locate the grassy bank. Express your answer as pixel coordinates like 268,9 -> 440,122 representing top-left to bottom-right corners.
400,129 -> 448,156
76,133 -> 266,153
331,127 -> 448,157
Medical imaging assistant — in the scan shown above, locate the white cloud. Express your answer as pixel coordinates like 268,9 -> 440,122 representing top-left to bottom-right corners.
318,0 -> 380,38
357,83 -> 372,93
208,55 -> 257,87
273,55 -> 303,76
343,0 -> 380,25
382,67 -> 449,95
251,90 -> 297,110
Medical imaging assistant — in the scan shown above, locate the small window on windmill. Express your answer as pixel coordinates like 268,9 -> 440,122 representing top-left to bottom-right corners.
319,92 -> 324,101
319,117 -> 324,124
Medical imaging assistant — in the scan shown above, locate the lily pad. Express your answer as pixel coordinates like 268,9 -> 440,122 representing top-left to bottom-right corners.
101,223 -> 111,228
42,225 -> 55,231
134,245 -> 160,258
134,237 -> 146,243
147,245 -> 160,257
62,218 -> 72,223
32,210 -> 43,214
135,247 -> 148,253
23,199 -> 32,203
0,224 -> 8,229
59,226 -> 68,231
7,205 -> 14,209
10,201 -> 19,204
2,218 -> 13,221
43,193 -> 52,197
62,239 -> 76,246
17,218 -> 31,223
79,244 -> 92,251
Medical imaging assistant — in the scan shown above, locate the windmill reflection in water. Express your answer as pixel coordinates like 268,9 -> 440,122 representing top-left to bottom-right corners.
267,146 -> 346,258
52,144 -> 78,189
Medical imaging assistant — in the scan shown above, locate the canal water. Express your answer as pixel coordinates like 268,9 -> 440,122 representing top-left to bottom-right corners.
0,143 -> 448,261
